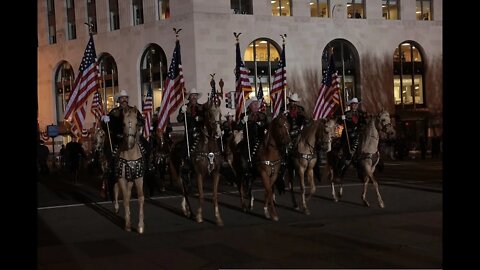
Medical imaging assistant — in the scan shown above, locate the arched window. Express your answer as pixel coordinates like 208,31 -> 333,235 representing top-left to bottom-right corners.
244,38 -> 281,106
322,39 -> 360,107
98,53 -> 118,112
55,61 -> 74,123
140,44 -> 168,110
393,41 -> 425,107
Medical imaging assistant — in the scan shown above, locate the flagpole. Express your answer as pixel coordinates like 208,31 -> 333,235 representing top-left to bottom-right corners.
159,56 -> 164,108
281,35 -> 287,113
111,68 -> 115,100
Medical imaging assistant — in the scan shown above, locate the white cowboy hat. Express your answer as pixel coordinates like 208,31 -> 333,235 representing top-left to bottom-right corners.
187,88 -> 202,99
245,96 -> 258,109
347,97 -> 360,105
223,111 -> 234,120
288,93 -> 301,102
116,90 -> 129,101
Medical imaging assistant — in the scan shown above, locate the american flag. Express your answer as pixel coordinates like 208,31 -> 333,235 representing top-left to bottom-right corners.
271,43 -> 287,118
234,40 -> 253,122
156,38 -> 185,132
64,34 -> 99,136
257,79 -> 266,112
142,85 -> 153,139
90,90 -> 104,121
312,52 -> 340,120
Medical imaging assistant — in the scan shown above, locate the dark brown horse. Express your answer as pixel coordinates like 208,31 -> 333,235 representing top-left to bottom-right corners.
230,114 -> 291,221
169,100 -> 224,225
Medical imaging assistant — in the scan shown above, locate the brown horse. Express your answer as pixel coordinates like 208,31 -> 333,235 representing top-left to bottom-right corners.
288,118 -> 337,214
168,100 -> 224,225
113,106 -> 147,233
326,110 -> 396,207
153,128 -> 173,192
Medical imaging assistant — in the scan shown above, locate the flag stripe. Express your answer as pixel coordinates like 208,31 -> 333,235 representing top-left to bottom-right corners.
271,43 -> 286,118
312,53 -> 340,120
234,41 -> 253,122
142,85 -> 153,139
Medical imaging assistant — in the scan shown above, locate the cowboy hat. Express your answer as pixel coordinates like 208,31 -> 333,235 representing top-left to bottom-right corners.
116,90 -> 129,101
347,97 -> 360,105
288,93 -> 301,102
245,96 -> 258,109
187,88 -> 202,99
223,111 -> 234,120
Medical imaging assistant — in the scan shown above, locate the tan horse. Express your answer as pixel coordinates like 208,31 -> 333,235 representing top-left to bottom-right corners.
114,106 -> 146,233
327,110 -> 396,208
289,118 -> 336,214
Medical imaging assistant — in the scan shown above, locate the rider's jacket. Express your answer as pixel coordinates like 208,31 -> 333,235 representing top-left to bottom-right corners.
177,102 -> 204,140
285,103 -> 307,139
236,111 -> 268,155
106,105 -> 144,147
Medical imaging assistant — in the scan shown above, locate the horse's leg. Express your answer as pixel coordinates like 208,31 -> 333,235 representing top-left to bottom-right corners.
361,167 -> 371,207
196,173 -> 204,223
134,177 -> 145,234
117,179 -> 131,231
288,163 -> 299,210
114,182 -> 120,213
305,161 -> 317,215
213,168 -> 224,226
371,174 -> 385,208
171,159 -> 190,217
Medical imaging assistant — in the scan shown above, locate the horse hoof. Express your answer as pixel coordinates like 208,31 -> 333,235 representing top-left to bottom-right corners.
138,227 -> 144,234
216,219 -> 224,227
379,202 -> 385,208
196,215 -> 203,223
272,216 -> 279,222
363,201 -> 370,207
125,227 -> 131,232
304,209 -> 311,215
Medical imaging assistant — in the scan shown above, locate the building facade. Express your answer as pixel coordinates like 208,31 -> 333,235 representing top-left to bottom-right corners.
38,0 -> 442,153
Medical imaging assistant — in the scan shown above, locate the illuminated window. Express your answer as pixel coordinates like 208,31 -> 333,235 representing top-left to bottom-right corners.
140,44 -> 168,110
66,0 -> 76,40
393,41 -> 425,107
86,0 -> 97,34
347,0 -> 365,19
271,0 -> 292,17
55,62 -> 75,123
98,54 -> 119,112
109,0 -> 120,30
310,0 -> 329,18
231,0 -> 253,15
416,0 -> 432,20
382,0 -> 399,20
157,0 -> 170,20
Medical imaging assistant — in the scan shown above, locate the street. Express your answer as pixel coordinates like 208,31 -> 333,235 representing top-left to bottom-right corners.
38,158 -> 442,269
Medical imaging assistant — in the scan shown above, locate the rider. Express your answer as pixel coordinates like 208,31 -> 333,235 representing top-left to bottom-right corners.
237,96 -> 268,159
177,88 -> 204,152
285,92 -> 307,144
338,97 -> 367,173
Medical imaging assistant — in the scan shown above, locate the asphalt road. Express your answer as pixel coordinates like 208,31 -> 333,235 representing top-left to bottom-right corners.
38,158 -> 443,269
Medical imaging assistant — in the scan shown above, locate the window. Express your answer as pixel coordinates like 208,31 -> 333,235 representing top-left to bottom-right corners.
109,0 -> 120,31
416,0 -> 432,20
310,0 -> 329,18
157,0 -> 170,20
132,0 -> 144,25
393,42 -> 425,107
140,44 -> 168,110
244,38 -> 282,105
382,0 -> 399,20
347,0 -> 365,19
272,0 -> 292,16
231,0 -> 253,15
86,0 -> 97,34
66,0 -> 76,40
322,39 -> 360,107
98,54 -> 119,112
47,0 -> 56,44
55,62 -> 74,123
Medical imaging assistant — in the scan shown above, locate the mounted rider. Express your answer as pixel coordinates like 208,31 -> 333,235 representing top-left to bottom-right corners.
285,92 -> 307,144
177,87 -> 204,152
236,96 -> 268,159
338,97 -> 367,173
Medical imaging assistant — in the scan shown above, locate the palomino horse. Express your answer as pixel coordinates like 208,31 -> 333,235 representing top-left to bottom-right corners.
231,114 -> 291,220
169,101 -> 224,225
288,118 -> 337,214
326,110 -> 396,208
114,106 -> 147,233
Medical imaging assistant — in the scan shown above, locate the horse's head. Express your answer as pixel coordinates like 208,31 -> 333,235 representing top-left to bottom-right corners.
122,106 -> 141,149
377,110 -> 396,140
316,118 -> 337,152
202,101 -> 222,139
269,113 -> 291,149
93,127 -> 106,152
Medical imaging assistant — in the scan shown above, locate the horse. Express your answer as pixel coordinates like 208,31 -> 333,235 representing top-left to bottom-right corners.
231,113 -> 291,221
288,118 -> 337,214
152,128 -> 173,193
326,110 -> 396,208
92,126 -> 111,198
168,100 -> 224,225
113,106 -> 147,233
